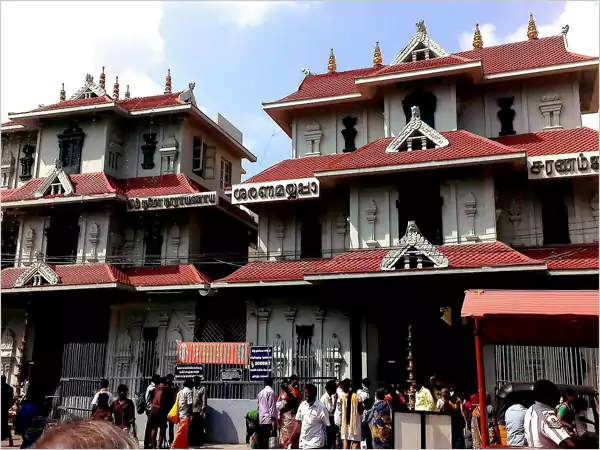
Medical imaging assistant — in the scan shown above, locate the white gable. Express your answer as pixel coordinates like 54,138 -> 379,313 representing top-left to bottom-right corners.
380,221 -> 449,270
390,20 -> 449,65
179,82 -> 197,106
34,160 -> 74,198
69,74 -> 107,100
14,250 -> 60,288
386,106 -> 449,153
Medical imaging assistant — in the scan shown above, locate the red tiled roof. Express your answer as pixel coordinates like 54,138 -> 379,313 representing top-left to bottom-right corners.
122,264 -> 211,286
244,154 -> 346,184
216,259 -> 332,284
307,241 -> 541,276
0,189 -> 16,202
273,67 -> 380,103
3,172 -> 122,202
461,289 -> 599,319
493,127 -> 599,157
28,96 -> 113,112
455,36 -> 596,75
0,264 -> 127,290
520,243 -> 599,271
121,174 -> 205,198
317,131 -> 521,175
118,93 -> 183,111
364,55 -> 476,78
1,121 -> 20,127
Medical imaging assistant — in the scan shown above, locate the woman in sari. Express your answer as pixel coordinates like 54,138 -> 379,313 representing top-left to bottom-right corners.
366,389 -> 393,449
245,409 -> 259,449
277,376 -> 301,449
341,383 -> 363,449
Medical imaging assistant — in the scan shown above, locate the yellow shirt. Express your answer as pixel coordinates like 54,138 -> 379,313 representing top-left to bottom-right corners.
415,387 -> 434,412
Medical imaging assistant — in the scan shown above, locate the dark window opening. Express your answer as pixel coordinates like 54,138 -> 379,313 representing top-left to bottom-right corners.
397,175 -> 443,245
192,136 -> 203,172
541,181 -> 571,245
1,219 -> 19,270
402,91 -> 437,129
144,218 -> 164,265
45,213 -> 79,264
58,124 -> 85,174
300,213 -> 322,259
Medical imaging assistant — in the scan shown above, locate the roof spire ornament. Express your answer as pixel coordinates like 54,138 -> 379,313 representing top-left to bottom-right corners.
99,66 -> 106,89
60,83 -> 66,102
373,41 -> 383,66
327,48 -> 337,73
125,85 -> 131,99
165,69 -> 172,94
527,13 -> 539,40
473,23 -> 484,49
113,76 -> 119,100
416,20 -> 427,35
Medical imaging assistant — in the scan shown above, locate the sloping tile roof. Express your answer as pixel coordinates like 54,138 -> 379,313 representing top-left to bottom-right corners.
0,189 -> 16,202
29,96 -> 114,112
121,174 -> 206,198
243,154 -> 346,184
216,259 -> 332,284
519,243 -> 599,270
0,264 -> 128,289
493,127 -> 599,156
3,172 -> 123,202
455,36 -> 596,75
363,55 -> 476,78
307,241 -> 541,275
122,264 -> 211,286
118,93 -> 183,111
317,131 -> 521,174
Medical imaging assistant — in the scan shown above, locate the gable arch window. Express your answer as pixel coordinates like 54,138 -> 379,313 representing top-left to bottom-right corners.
58,124 -> 85,174
402,91 -> 437,129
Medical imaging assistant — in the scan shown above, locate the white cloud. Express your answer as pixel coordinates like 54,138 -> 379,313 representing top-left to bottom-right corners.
1,1 -> 166,121
458,2 -> 599,129
202,1 -> 314,28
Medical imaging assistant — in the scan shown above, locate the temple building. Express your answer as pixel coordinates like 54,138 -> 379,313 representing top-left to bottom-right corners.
1,69 -> 257,396
214,17 -> 599,394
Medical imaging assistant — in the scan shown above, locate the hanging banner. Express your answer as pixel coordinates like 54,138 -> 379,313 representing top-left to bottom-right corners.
249,346 -> 273,381
527,151 -> 599,180
176,342 -> 250,365
231,178 -> 320,205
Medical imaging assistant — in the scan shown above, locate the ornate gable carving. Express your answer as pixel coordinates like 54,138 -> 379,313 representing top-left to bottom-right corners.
391,20 -> 449,65
69,74 -> 107,100
179,82 -> 197,106
34,160 -> 74,198
386,106 -> 449,153
380,221 -> 449,271
14,250 -> 60,288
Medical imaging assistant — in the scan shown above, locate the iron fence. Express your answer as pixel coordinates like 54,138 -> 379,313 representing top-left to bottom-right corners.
495,345 -> 599,391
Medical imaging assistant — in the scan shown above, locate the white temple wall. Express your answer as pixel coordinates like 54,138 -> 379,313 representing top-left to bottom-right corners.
38,119 -> 108,176
349,185 -> 399,249
1,131 -> 38,189
570,177 -> 599,244
1,309 -> 27,388
76,212 -> 111,264
14,216 -> 48,266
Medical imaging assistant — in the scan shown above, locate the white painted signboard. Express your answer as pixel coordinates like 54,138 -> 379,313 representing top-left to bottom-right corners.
127,192 -> 218,212
231,177 -> 320,205
527,151 -> 599,180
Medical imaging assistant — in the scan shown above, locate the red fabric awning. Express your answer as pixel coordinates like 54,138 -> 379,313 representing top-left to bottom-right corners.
461,289 -> 599,319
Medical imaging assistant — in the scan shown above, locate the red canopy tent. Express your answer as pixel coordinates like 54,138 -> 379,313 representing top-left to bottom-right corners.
461,289 -> 599,448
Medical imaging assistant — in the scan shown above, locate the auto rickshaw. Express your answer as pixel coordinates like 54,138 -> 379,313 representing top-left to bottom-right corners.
496,382 -> 599,446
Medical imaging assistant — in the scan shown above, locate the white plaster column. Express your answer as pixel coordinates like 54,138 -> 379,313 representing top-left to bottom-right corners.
360,315 -> 368,380
257,308 -> 270,345
246,301 -> 259,345
315,308 -> 325,371
157,311 -> 170,374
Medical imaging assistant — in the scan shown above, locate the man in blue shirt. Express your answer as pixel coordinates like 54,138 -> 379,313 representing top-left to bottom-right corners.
505,399 -> 529,446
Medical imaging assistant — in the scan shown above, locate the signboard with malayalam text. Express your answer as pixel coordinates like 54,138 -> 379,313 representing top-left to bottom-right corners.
527,151 -> 599,180
177,342 -> 250,365
174,364 -> 204,381
249,346 -> 273,381
127,192 -> 218,212
220,368 -> 243,381
231,178 -> 319,205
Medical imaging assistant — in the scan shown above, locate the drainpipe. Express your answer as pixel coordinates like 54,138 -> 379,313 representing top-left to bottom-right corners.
474,318 -> 489,447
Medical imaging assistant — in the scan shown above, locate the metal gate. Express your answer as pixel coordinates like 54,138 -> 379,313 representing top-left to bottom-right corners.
495,345 -> 599,391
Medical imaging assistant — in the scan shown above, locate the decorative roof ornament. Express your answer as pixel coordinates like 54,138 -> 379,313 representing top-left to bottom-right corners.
473,24 -> 483,49
165,69 -> 172,94
99,66 -> 106,89
373,41 -> 383,66
70,72 -> 106,100
113,76 -> 119,100
386,105 -> 450,153
380,221 -> 449,271
301,68 -> 311,76
527,13 -> 539,40
179,82 -> 197,106
327,48 -> 337,73
34,158 -> 74,198
13,250 -> 60,288
124,85 -> 131,99
561,25 -> 569,36
60,83 -> 66,102
390,20 -> 449,65
85,74 -> 94,84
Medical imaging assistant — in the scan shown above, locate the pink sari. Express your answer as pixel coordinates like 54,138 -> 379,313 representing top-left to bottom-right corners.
277,386 -> 301,448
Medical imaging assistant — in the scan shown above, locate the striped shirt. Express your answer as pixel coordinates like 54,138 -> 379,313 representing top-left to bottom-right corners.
524,401 -> 571,448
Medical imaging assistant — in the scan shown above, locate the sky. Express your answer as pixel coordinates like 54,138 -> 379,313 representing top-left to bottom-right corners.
1,1 -> 598,180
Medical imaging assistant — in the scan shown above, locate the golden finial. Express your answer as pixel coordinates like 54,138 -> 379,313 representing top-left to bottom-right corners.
60,83 -> 66,102
473,24 -> 484,49
527,13 -> 539,40
125,85 -> 131,99
165,68 -> 172,94
113,76 -> 119,100
99,66 -> 106,90
327,48 -> 337,73
373,41 -> 382,66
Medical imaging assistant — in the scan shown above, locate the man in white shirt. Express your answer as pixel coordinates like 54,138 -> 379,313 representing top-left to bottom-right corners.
320,380 -> 338,448
293,384 -> 330,449
91,379 -> 114,411
524,380 -> 574,449
505,400 -> 529,446
172,378 -> 194,448
334,379 -> 350,449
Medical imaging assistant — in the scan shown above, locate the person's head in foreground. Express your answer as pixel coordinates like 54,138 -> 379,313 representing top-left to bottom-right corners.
33,419 -> 138,448
263,376 -> 273,387
304,384 -> 317,405
97,393 -> 110,409
534,379 -> 561,407
325,380 -> 337,396
117,384 -> 128,400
